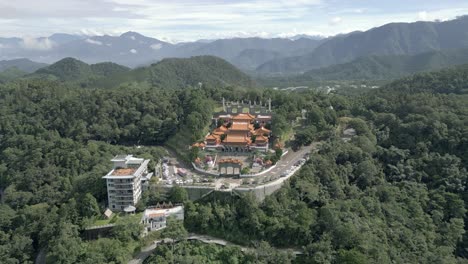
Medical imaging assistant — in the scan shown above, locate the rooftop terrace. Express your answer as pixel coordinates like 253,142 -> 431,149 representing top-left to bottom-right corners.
111,167 -> 137,176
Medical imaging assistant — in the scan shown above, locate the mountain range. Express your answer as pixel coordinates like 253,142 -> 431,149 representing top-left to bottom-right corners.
257,16 -> 468,74
2,16 -> 468,76
0,32 -> 323,70
294,47 -> 468,81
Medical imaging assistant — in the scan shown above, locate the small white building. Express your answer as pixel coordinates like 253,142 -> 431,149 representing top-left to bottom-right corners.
141,205 -> 184,232
103,155 -> 153,211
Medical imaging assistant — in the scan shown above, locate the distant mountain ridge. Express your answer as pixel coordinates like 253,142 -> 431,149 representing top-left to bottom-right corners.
295,47 -> 468,81
0,58 -> 48,73
31,57 -> 130,83
0,32 -> 322,69
3,16 -> 468,74
256,16 -> 468,74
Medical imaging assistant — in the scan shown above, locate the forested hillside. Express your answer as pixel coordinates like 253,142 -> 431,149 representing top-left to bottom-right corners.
295,48 -> 468,81
0,58 -> 48,73
0,67 -> 27,84
257,15 -> 468,74
94,55 -> 254,89
181,67 -> 468,263
32,57 -> 130,83
0,62 -> 466,263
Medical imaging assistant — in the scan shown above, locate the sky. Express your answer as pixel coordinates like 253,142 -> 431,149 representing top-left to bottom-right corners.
1,0 -> 468,42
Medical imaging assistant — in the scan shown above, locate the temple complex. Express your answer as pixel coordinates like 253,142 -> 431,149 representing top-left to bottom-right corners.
204,112 -> 272,152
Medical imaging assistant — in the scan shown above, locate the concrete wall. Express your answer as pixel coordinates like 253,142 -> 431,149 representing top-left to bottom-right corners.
160,185 -> 215,201
234,180 -> 286,201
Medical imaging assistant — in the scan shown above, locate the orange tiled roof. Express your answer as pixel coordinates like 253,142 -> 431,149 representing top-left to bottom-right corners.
256,135 -> 269,142
213,126 -> 228,135
232,113 -> 254,121
224,135 -> 251,144
218,158 -> 243,165
230,122 -> 251,131
254,127 -> 271,135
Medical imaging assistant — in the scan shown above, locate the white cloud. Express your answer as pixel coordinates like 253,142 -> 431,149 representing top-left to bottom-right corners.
85,38 -> 103,45
150,43 -> 162,50
418,11 -> 428,20
20,37 -> 56,50
130,48 -> 137,54
329,17 -> 342,26
0,44 -> 4,49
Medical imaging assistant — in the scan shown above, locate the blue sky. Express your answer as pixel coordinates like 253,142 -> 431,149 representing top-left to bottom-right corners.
1,0 -> 468,42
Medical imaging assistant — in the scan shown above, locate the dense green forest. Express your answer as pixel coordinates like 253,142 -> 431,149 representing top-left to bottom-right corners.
294,48 -> 468,81
0,58 -> 466,263
0,67 -> 28,84
24,56 -> 253,90
179,66 -> 468,263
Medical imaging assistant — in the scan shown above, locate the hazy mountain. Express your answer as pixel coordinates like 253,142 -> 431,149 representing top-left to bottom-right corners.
295,47 -> 468,81
230,49 -> 283,71
257,16 -> 468,74
48,33 -> 85,45
32,57 -> 130,82
289,34 -> 324,41
0,67 -> 28,83
0,58 -> 48,73
0,33 -> 323,70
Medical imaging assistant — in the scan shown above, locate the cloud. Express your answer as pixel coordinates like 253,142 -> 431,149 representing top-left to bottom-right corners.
20,37 -> 56,50
85,38 -> 103,45
130,48 -> 137,54
150,43 -> 162,50
329,17 -> 342,26
418,11 -> 428,20
0,44 -> 4,49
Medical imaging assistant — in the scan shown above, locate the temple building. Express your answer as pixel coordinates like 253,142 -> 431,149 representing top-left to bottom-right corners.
204,112 -> 272,152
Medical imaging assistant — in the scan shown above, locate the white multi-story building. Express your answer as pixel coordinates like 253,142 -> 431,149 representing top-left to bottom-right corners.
103,155 -> 153,211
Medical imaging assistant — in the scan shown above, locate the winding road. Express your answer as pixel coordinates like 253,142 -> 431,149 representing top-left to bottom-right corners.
128,233 -> 303,264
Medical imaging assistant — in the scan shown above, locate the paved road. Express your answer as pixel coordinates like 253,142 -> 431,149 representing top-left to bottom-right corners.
236,143 -> 320,192
127,233 -> 303,264
268,143 -> 319,179
128,243 -> 158,264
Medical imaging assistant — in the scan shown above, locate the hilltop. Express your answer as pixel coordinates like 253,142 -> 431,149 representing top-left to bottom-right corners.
257,16 -> 468,74
0,58 -> 47,73
294,48 -> 468,81
94,55 -> 254,89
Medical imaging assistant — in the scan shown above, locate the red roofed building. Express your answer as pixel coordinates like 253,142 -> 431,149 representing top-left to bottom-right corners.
204,113 -> 271,152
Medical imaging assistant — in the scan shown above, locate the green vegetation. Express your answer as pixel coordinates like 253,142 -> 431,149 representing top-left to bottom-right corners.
295,48 -> 468,81
182,66 -> 468,263
0,58 -> 48,73
0,67 -> 28,84
93,55 -> 254,89
145,240 -> 295,264
30,57 -> 130,86
256,16 -> 468,74
0,57 -> 467,263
